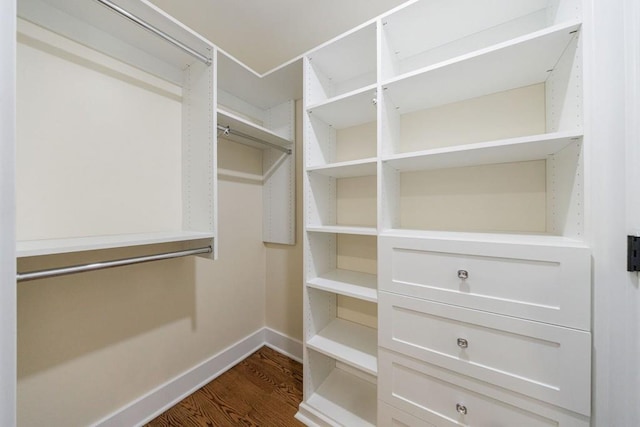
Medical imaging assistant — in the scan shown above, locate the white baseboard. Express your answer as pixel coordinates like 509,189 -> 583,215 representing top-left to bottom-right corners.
264,327 -> 303,363
92,327 -> 303,427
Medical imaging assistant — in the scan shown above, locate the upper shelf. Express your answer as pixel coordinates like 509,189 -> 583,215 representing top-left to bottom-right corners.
307,85 -> 378,129
305,23 -> 377,105
380,0 -> 565,80
18,0 -> 213,85
217,108 -> 293,152
383,21 -> 581,114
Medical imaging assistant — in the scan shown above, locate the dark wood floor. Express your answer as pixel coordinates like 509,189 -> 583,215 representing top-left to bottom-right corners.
146,346 -> 304,427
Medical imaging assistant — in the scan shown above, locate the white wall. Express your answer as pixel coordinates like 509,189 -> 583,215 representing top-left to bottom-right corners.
0,1 -> 17,426
590,0 -> 640,425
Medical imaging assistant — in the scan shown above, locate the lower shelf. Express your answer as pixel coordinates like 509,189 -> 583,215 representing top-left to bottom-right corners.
307,318 -> 378,376
302,367 -> 377,427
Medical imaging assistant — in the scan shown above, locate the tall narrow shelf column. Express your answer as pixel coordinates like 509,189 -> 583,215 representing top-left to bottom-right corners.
298,21 -> 379,427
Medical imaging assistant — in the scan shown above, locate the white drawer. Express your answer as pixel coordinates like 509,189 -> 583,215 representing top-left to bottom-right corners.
379,349 -> 590,427
378,401 -> 435,427
379,292 -> 591,416
379,235 -> 590,330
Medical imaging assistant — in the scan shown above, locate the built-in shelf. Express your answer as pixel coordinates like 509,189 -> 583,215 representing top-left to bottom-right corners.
307,158 -> 377,178
379,229 -> 589,248
307,84 -> 378,129
307,269 -> 377,302
302,367 -> 377,427
379,0 -> 558,80
18,0 -> 213,85
306,225 -> 377,236
217,107 -> 293,150
17,231 -> 215,257
382,21 -> 581,113
307,318 -> 378,376
306,23 -> 377,105
383,131 -> 582,171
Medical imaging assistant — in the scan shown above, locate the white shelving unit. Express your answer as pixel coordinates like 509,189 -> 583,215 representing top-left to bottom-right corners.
300,18 -> 380,426
300,0 -> 591,425
16,0 -> 217,257
217,52 -> 299,245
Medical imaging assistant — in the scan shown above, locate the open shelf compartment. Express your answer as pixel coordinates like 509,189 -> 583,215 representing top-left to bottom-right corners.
307,317 -> 377,376
306,164 -> 377,230
299,351 -> 377,427
381,137 -> 584,238
305,22 -> 377,106
382,21 -> 581,115
380,0 -> 582,81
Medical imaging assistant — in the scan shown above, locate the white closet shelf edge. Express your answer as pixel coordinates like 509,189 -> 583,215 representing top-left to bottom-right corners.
379,229 -> 588,248
383,131 -> 583,171
217,108 -> 293,149
17,231 -> 215,257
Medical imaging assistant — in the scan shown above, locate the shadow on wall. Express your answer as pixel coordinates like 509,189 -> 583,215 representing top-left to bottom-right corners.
16,240 -> 206,380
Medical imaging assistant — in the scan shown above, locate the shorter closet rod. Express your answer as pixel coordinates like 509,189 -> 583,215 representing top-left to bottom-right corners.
17,246 -> 212,283
94,0 -> 212,66
217,125 -> 292,155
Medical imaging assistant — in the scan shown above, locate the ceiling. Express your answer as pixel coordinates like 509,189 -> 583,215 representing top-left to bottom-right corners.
149,0 -> 407,75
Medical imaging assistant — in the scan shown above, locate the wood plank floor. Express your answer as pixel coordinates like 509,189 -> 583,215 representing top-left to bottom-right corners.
146,346 -> 304,427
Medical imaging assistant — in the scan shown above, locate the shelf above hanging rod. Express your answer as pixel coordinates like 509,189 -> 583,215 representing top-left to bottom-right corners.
217,124 -> 292,154
94,0 -> 212,65
17,246 -> 212,282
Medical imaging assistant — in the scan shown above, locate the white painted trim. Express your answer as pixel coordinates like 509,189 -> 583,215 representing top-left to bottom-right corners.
93,329 -> 265,427
295,402 -> 338,427
264,327 -> 304,363
0,1 -> 17,426
93,327 -> 303,427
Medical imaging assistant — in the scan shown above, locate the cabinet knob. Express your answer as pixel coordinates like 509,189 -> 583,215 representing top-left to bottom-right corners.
456,403 -> 467,415
458,270 -> 468,279
457,338 -> 468,349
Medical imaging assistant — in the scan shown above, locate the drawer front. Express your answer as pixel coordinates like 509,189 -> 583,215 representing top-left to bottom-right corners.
379,236 -> 590,330
378,401 -> 436,427
379,292 -> 591,415
379,349 -> 590,427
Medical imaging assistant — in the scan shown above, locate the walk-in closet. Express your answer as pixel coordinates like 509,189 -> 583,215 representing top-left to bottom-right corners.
1,0 -> 639,426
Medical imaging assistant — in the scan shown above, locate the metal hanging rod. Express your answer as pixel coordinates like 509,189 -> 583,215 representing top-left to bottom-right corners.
94,0 -> 212,66
217,125 -> 292,155
17,246 -> 212,282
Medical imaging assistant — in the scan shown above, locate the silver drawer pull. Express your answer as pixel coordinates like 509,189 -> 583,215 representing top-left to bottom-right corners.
456,403 -> 467,415
457,338 -> 468,348
457,270 -> 468,279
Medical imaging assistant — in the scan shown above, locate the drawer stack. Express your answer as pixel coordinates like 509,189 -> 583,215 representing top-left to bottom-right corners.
378,234 -> 592,426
